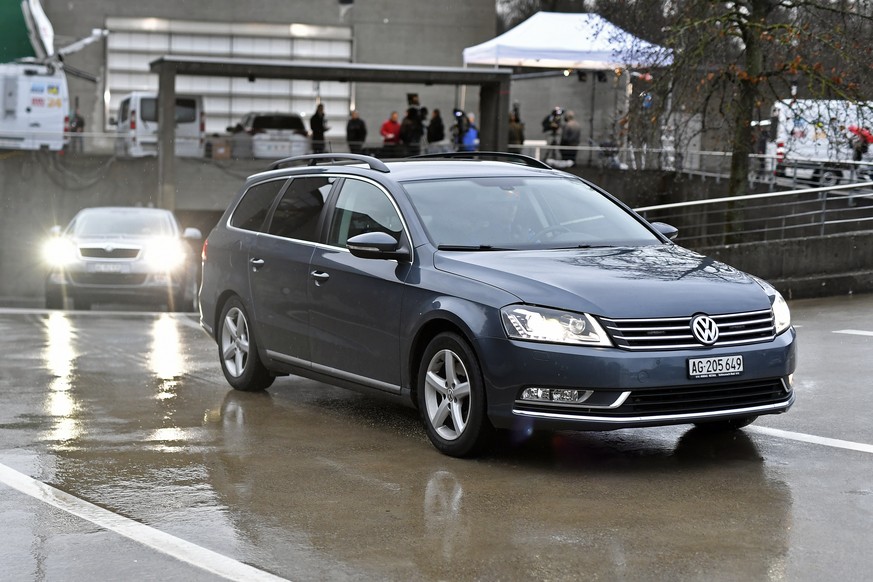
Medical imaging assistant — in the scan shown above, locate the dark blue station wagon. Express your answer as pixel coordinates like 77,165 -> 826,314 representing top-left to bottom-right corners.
199,153 -> 796,457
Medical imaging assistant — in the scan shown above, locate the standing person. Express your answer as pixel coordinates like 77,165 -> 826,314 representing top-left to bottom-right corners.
310,103 -> 328,154
380,111 -> 401,158
69,108 -> 85,153
426,108 -> 447,153
400,107 -> 423,156
460,113 -> 479,152
346,110 -> 367,154
508,111 -> 525,150
560,110 -> 581,165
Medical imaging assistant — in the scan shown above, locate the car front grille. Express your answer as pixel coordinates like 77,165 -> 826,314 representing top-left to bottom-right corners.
79,247 -> 141,259
599,309 -> 775,350
515,378 -> 791,418
69,273 -> 149,286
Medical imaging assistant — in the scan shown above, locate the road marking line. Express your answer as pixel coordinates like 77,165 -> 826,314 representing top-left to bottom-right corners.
0,462 -> 288,582
749,426 -> 873,454
834,329 -> 873,337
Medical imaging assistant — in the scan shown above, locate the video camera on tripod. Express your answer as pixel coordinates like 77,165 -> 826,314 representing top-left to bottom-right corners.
542,106 -> 564,145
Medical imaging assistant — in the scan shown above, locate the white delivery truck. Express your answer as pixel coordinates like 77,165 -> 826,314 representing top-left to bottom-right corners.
767,99 -> 873,185
0,61 -> 68,151
113,92 -> 205,158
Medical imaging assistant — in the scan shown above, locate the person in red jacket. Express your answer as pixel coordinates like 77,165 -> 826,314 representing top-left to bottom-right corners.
380,111 -> 401,158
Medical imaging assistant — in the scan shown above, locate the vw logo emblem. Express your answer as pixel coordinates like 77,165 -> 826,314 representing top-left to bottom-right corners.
691,315 -> 719,345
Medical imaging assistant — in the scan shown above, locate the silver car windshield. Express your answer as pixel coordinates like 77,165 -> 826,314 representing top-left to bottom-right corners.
71,211 -> 175,237
402,176 -> 660,249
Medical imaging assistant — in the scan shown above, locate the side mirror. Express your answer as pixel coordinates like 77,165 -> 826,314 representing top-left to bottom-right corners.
347,231 -> 410,261
651,222 -> 678,240
183,227 -> 203,240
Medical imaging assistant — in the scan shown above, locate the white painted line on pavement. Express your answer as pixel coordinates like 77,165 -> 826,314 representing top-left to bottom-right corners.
833,329 -> 873,337
0,462 -> 288,582
749,426 -> 873,455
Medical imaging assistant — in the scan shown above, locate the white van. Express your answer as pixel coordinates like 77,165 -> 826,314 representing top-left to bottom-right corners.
766,99 -> 873,184
0,62 -> 69,151
114,92 -> 204,158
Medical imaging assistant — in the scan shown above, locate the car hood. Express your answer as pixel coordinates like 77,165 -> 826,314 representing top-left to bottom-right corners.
70,234 -> 166,245
433,245 -> 771,318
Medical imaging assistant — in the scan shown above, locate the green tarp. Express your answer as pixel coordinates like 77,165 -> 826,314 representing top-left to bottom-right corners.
0,0 -> 36,61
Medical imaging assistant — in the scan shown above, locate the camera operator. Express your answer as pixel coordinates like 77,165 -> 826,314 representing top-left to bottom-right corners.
541,106 -> 563,147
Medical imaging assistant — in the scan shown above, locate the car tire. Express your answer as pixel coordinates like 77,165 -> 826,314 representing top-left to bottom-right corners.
693,415 -> 757,432
417,332 -> 494,458
72,298 -> 91,311
172,275 -> 199,313
45,287 -> 64,310
218,297 -> 275,392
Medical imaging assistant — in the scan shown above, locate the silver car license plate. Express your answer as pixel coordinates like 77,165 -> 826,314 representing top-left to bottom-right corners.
688,355 -> 743,379
88,262 -> 129,273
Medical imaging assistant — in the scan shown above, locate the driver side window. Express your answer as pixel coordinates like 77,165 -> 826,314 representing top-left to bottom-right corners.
327,179 -> 402,248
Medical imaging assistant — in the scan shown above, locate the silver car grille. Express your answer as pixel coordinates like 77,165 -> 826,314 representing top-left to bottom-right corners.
599,309 -> 776,350
79,246 -> 141,259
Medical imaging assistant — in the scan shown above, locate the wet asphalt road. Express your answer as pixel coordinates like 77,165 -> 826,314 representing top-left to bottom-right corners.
1,294 -> 872,581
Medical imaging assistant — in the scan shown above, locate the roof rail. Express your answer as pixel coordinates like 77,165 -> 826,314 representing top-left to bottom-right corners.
267,153 -> 390,173
410,151 -> 553,169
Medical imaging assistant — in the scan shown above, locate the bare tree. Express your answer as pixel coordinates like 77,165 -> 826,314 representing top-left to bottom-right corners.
657,0 -> 873,197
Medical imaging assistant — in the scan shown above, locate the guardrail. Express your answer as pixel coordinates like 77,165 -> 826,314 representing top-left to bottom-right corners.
633,181 -> 873,246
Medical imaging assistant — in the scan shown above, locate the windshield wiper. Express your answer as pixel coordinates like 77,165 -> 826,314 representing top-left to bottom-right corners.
437,244 -> 513,251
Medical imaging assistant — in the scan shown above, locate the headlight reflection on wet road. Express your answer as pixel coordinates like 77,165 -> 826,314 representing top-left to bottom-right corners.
42,311 -> 81,443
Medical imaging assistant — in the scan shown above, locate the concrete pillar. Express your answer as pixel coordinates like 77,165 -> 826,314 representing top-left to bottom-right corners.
157,64 -> 177,210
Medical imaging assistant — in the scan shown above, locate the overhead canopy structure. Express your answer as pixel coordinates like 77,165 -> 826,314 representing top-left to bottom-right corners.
150,56 -> 512,210
463,12 -> 672,70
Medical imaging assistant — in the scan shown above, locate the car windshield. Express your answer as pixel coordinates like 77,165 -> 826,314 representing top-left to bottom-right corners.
402,176 -> 661,249
70,210 -> 176,237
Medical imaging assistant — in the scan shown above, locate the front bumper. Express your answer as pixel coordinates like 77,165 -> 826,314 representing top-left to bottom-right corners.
46,268 -> 184,305
476,328 -> 796,431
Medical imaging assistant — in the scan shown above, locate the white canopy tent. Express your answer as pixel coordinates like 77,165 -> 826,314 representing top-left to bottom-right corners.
463,12 -> 672,70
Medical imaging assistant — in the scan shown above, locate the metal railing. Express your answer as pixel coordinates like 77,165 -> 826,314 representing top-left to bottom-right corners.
634,181 -> 873,246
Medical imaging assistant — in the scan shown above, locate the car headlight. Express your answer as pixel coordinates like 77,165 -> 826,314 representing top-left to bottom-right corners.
772,291 -> 791,335
144,238 -> 187,270
42,237 -> 77,267
501,305 -> 612,346
754,277 -> 791,335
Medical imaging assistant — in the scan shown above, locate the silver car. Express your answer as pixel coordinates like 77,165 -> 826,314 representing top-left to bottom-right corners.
43,206 -> 202,311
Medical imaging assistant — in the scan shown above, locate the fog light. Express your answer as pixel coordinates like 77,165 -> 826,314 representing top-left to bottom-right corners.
521,388 -> 594,403
522,388 -> 551,401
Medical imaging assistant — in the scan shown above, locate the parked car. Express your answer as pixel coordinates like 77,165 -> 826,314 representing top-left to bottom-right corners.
227,112 -> 310,159
43,206 -> 202,311
199,152 -> 796,457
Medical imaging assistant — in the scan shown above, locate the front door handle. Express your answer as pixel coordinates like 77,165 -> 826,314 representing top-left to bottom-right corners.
250,258 -> 265,271
310,270 -> 330,286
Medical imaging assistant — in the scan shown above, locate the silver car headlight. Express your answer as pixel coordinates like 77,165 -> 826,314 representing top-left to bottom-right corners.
144,238 -> 187,270
42,237 -> 77,267
501,305 -> 612,347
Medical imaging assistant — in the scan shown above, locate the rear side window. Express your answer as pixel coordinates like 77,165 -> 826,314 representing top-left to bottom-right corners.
267,177 -> 333,241
230,179 -> 287,232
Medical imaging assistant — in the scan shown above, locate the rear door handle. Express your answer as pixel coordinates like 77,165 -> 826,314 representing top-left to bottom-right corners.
250,258 -> 265,271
